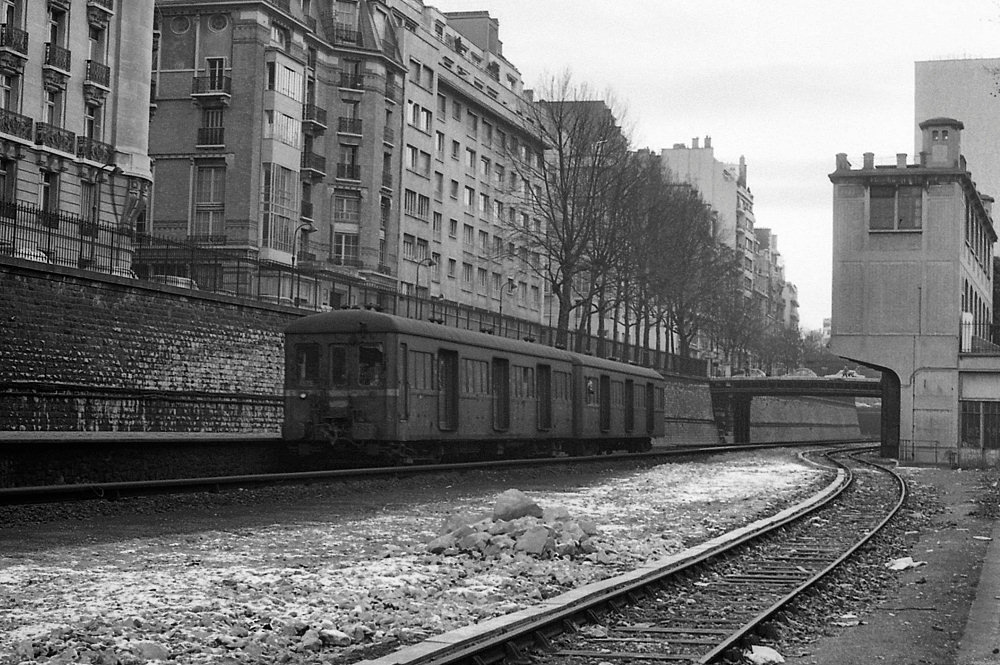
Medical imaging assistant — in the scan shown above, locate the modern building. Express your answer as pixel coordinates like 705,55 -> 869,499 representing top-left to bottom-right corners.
0,0 -> 153,273
830,117 -> 1000,464
915,58 -> 1000,202
391,2 -> 545,324
150,0 -> 406,307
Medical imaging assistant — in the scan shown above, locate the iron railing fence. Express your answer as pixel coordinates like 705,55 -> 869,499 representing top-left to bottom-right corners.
1,198 -> 709,377
960,321 -> 1000,354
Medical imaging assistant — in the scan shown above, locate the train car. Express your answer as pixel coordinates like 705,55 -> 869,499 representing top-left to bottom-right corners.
283,309 -> 665,462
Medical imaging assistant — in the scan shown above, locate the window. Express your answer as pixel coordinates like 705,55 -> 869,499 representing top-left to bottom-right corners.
437,93 -> 446,114
479,193 -> 489,216
261,163 -> 296,250
477,267 -> 488,290
431,252 -> 441,280
264,110 -> 300,147
462,262 -> 473,285
449,218 -> 458,237
333,195 -> 360,222
478,229 -> 489,252
434,172 -> 443,198
44,89 -> 63,126
358,344 -> 385,387
84,104 -> 103,140
416,237 -> 429,260
483,120 -> 493,145
420,108 -> 432,133
870,185 -> 922,231
293,344 -> 320,385
333,232 -> 359,262
493,200 -> 503,220
452,100 -> 462,121
0,158 -> 17,203
449,179 -> 459,199
464,186 -> 475,209
495,164 -> 505,186
465,148 -> 476,171
447,258 -> 456,278
480,156 -> 490,178
404,189 -> 417,216
402,233 -> 415,259
451,140 -> 460,160
80,181 -> 99,227
466,111 -> 478,136
417,194 -> 430,219
267,62 -> 303,101
432,211 -> 442,236
193,165 -> 225,235
435,131 -> 445,157
463,224 -> 474,246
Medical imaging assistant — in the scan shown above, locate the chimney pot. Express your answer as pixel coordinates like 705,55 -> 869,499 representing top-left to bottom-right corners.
692,137 -> 700,149
863,152 -> 875,170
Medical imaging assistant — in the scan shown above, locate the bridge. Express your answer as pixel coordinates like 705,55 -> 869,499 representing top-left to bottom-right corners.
708,376 -> 886,445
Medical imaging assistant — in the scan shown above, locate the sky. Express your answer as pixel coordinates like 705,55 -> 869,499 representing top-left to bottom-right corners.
429,0 -> 1000,330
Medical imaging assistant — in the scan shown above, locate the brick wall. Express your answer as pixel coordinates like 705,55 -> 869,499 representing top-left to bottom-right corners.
0,260 -> 296,432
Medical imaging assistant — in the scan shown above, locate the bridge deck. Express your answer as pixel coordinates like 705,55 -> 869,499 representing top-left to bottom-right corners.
709,377 -> 882,397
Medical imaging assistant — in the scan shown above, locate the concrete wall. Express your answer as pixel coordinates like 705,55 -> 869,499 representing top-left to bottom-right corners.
659,375 -> 720,446
750,395 -> 862,442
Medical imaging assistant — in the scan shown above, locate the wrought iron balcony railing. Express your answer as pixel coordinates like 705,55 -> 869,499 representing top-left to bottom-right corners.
338,72 -> 364,89
191,75 -> 231,95
338,117 -> 362,134
0,24 -> 28,56
302,103 -> 327,128
336,163 -> 360,180
35,122 -> 76,154
44,43 -> 71,72
300,152 -> 327,175
85,60 -> 110,87
196,126 -> 225,146
0,107 -> 32,141
76,136 -> 115,163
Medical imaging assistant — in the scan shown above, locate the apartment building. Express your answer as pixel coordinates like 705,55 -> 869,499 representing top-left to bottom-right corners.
390,2 -> 545,323
150,0 -> 405,307
0,0 -> 153,271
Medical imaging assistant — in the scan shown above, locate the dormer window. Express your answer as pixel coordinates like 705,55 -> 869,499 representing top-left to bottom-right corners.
942,130 -> 949,140
932,130 -> 939,140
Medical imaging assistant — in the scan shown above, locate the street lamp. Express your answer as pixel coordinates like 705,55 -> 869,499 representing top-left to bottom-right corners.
415,257 -> 435,319
291,222 -> 316,268
497,276 -> 516,337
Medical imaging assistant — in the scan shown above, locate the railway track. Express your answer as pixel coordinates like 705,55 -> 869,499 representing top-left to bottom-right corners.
0,440 -> 871,505
362,447 -> 903,665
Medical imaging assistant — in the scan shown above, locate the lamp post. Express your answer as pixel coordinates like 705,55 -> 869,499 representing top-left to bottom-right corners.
292,222 -> 316,307
497,277 -> 516,337
415,257 -> 435,319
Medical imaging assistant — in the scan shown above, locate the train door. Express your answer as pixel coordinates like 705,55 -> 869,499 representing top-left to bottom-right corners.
599,374 -> 611,432
537,364 -> 552,430
645,382 -> 656,433
624,380 -> 634,432
438,349 -> 459,431
398,343 -> 408,421
492,357 -> 510,431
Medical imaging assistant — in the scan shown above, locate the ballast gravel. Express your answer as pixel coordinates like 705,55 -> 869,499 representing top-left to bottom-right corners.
0,450 -> 830,665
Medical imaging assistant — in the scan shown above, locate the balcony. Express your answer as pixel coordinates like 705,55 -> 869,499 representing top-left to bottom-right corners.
76,136 -> 115,163
191,75 -> 232,105
338,117 -> 362,134
338,72 -> 364,90
0,107 -> 32,141
35,122 -> 76,154
333,23 -> 361,45
301,200 -> 314,221
302,103 -> 327,133
384,81 -> 400,101
84,60 -> 110,88
330,255 -> 364,268
0,25 -> 27,76
196,126 -> 225,147
382,126 -> 394,144
300,152 -> 326,179
265,0 -> 290,12
44,43 -> 71,74
336,163 -> 360,181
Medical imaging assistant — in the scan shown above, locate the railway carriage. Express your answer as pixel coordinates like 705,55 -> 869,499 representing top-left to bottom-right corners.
284,310 -> 665,462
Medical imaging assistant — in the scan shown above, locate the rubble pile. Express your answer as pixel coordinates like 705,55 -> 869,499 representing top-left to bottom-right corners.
426,489 -> 611,561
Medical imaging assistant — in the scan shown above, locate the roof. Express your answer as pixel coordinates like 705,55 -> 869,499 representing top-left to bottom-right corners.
918,117 -> 965,130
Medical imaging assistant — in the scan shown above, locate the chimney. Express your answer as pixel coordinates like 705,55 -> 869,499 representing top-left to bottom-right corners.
704,135 -> 712,149
863,152 -> 875,170
692,137 -> 700,149
982,194 -> 994,217
672,143 -> 686,149
896,153 -> 907,168
919,117 -> 964,168
835,153 -> 851,170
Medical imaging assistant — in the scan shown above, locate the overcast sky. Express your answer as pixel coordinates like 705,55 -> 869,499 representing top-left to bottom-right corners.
430,0 -> 1000,330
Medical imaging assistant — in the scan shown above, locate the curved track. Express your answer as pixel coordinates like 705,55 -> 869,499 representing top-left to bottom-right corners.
359,447 -> 904,665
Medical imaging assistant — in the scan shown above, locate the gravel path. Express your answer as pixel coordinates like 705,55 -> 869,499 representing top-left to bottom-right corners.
0,450 -> 830,664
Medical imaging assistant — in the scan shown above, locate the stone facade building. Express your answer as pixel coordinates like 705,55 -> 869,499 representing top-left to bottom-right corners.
0,0 -> 153,272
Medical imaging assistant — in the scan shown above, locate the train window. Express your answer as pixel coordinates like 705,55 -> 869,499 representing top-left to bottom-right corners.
329,344 -> 348,386
585,376 -> 597,405
358,343 -> 385,387
537,365 -> 552,430
611,381 -> 623,406
522,367 -> 535,398
410,351 -> 435,390
461,358 -> 489,395
293,343 -> 320,385
554,371 -> 571,400
492,357 -> 510,431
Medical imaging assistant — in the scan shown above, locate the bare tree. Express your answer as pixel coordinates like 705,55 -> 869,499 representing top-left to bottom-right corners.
504,71 -> 633,348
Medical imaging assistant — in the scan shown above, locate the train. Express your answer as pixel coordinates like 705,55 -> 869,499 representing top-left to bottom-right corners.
283,309 -> 666,462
